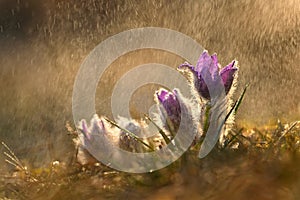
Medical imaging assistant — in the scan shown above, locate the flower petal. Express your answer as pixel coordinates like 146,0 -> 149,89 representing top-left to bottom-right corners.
194,75 -> 210,100
79,119 -> 90,140
157,89 -> 168,103
156,89 -> 181,131
220,61 -> 238,94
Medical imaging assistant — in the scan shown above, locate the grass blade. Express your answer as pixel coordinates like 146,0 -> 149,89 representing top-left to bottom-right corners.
225,83 -> 250,123
144,114 -> 171,144
2,142 -> 26,171
234,83 -> 250,114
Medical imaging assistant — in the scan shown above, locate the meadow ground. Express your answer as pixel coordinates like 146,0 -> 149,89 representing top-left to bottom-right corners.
1,121 -> 300,200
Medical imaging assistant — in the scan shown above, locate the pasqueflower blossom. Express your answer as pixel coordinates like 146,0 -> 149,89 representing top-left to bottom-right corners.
179,51 -> 238,100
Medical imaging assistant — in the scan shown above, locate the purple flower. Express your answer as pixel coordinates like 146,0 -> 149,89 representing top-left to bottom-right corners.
179,51 -> 238,100
78,114 -> 106,146
156,89 -> 181,132
76,114 -> 107,166
117,117 -> 143,152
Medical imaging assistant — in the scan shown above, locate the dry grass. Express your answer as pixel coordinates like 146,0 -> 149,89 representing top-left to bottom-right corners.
0,121 -> 300,199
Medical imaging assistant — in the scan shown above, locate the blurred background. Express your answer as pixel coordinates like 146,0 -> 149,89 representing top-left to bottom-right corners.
0,0 -> 299,168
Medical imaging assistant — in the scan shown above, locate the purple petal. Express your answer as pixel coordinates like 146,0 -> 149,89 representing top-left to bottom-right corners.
157,89 -> 168,103
79,119 -> 90,140
156,89 -> 181,130
220,61 -> 238,94
211,53 -> 219,67
89,115 -> 106,136
194,76 -> 210,100
194,51 -> 218,79
81,119 -> 89,134
195,51 -> 210,76
210,53 -> 220,80
178,61 -> 195,70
